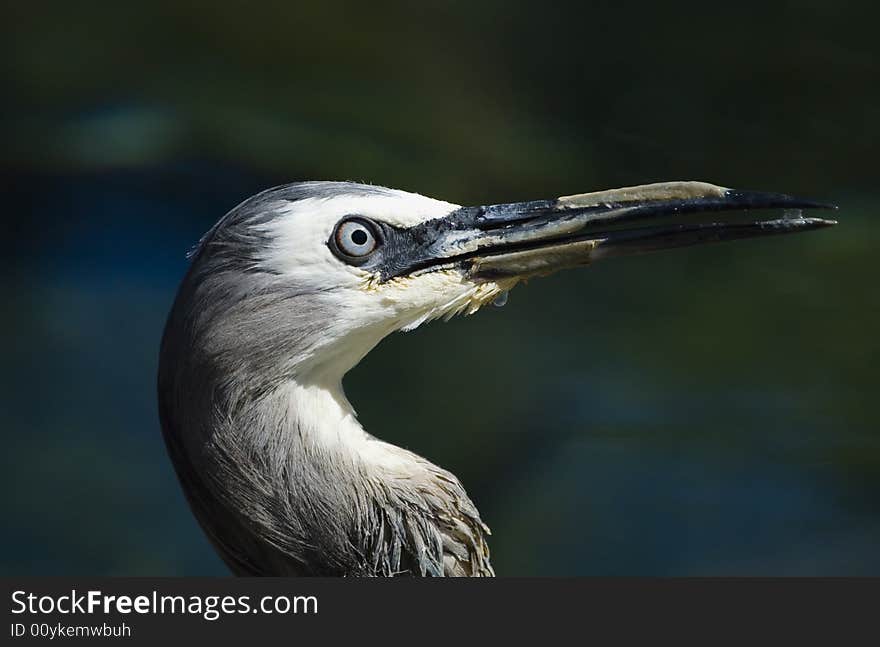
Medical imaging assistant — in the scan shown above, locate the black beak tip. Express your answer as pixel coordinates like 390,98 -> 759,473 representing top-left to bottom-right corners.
774,216 -> 838,233
806,200 -> 839,212
725,189 -> 838,212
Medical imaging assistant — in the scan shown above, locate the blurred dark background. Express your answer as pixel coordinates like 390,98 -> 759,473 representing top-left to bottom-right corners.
2,1 -> 878,575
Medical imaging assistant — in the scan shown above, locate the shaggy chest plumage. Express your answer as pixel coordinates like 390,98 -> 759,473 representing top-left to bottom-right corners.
160,368 -> 493,576
163,383 -> 493,576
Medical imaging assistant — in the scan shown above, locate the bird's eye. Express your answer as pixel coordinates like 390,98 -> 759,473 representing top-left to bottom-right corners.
331,217 -> 381,262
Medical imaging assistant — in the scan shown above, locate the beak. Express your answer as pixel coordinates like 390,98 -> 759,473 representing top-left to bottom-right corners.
420,181 -> 837,280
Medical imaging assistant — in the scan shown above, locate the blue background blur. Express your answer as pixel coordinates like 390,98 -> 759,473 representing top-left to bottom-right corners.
2,1 -> 878,575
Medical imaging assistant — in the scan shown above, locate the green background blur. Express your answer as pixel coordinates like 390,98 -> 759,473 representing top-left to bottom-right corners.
2,1 -> 878,575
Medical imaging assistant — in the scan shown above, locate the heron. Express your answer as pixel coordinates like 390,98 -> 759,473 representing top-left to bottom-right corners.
158,180 -> 835,576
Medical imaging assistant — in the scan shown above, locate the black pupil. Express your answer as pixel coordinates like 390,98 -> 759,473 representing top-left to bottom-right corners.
350,228 -> 369,246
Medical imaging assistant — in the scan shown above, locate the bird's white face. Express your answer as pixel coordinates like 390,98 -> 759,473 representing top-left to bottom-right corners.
250,188 -> 520,378
211,181 -> 833,382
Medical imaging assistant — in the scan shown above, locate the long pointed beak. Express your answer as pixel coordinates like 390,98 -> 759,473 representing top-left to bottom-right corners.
421,181 -> 837,280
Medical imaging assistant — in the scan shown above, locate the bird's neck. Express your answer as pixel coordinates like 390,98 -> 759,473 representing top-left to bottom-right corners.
261,377 -> 421,474
157,258 -> 493,574
172,366 -> 491,576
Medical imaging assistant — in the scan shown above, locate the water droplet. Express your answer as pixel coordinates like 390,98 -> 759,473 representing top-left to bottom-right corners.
493,290 -> 509,307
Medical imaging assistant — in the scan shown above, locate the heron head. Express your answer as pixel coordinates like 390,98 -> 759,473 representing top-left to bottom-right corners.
177,181 -> 834,384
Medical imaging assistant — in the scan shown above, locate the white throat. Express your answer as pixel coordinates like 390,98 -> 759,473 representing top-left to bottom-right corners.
274,376 -> 420,475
